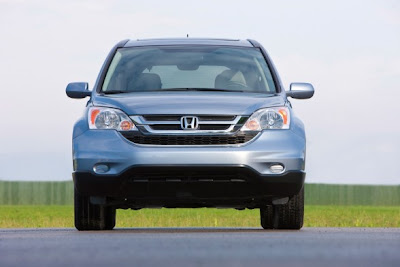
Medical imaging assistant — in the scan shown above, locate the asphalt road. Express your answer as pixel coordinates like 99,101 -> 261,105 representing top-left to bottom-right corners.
0,228 -> 399,267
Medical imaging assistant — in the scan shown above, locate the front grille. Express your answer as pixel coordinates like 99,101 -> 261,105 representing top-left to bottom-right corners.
150,124 -> 230,131
142,115 -> 182,121
143,115 -> 236,121
120,166 -> 257,183
132,115 -> 246,133
130,173 -> 247,183
120,131 -> 258,145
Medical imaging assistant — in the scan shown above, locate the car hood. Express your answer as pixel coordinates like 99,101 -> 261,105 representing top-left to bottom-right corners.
92,91 -> 285,115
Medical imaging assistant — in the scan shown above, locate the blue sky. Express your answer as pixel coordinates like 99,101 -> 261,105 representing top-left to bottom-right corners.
0,0 -> 399,184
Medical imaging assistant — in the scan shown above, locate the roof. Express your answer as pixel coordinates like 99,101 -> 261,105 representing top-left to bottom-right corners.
124,38 -> 254,47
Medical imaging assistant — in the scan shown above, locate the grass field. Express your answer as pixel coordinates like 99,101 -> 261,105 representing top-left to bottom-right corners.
0,205 -> 399,228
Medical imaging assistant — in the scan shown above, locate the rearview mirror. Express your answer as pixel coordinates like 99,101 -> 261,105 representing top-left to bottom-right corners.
66,82 -> 91,99
286,83 -> 314,99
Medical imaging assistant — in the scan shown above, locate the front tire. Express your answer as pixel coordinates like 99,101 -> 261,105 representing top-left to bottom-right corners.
74,188 -> 116,231
260,187 -> 304,230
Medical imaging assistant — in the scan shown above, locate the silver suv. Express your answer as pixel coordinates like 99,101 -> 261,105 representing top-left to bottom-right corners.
66,38 -> 314,230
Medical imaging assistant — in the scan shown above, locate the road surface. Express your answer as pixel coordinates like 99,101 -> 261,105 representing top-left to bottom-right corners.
1,228 -> 399,266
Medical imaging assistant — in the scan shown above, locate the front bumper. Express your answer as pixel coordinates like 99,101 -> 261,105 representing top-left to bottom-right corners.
72,129 -> 306,207
73,129 -> 305,175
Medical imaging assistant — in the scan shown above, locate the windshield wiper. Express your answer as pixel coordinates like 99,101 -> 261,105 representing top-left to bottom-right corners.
102,90 -> 131,94
160,88 -> 244,92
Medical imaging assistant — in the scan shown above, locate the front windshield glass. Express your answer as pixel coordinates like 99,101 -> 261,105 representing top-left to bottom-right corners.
101,46 -> 277,93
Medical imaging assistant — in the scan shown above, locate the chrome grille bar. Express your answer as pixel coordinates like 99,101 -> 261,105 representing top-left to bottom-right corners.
131,116 -> 240,125
130,115 -> 245,134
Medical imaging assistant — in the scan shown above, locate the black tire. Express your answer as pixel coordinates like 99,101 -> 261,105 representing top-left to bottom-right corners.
260,187 -> 304,230
260,205 -> 274,229
74,188 -> 116,231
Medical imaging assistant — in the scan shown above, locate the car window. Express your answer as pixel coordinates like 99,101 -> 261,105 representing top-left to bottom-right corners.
142,65 -> 229,89
102,46 -> 277,93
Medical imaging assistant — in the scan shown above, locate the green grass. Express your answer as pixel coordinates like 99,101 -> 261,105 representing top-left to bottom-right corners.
1,205 -> 399,228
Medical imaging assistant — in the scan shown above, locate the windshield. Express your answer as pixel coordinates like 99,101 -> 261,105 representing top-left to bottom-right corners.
101,46 -> 277,94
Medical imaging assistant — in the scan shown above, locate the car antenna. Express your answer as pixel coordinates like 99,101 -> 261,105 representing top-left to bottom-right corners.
187,34 -> 189,38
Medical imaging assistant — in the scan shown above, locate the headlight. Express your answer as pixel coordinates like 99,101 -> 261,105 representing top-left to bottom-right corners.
88,107 -> 136,131
241,107 -> 290,131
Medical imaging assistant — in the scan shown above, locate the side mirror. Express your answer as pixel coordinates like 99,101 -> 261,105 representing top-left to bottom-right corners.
286,83 -> 314,99
66,82 -> 91,99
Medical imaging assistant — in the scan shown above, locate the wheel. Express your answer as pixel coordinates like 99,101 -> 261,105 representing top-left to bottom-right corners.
74,187 -> 116,231
260,205 -> 274,229
260,187 -> 304,230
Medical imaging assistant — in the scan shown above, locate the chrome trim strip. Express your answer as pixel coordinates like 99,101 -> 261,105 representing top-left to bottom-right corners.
130,115 -> 243,134
140,124 -> 237,134
130,116 -> 241,125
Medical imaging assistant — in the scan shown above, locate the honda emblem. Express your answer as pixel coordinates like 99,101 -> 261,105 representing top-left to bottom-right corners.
180,116 -> 199,130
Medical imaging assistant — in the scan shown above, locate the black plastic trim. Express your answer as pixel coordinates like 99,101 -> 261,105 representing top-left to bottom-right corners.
73,165 -> 305,207
119,131 -> 258,146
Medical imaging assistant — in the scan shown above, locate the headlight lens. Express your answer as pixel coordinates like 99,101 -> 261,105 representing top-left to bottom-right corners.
241,107 -> 290,131
88,107 -> 136,131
